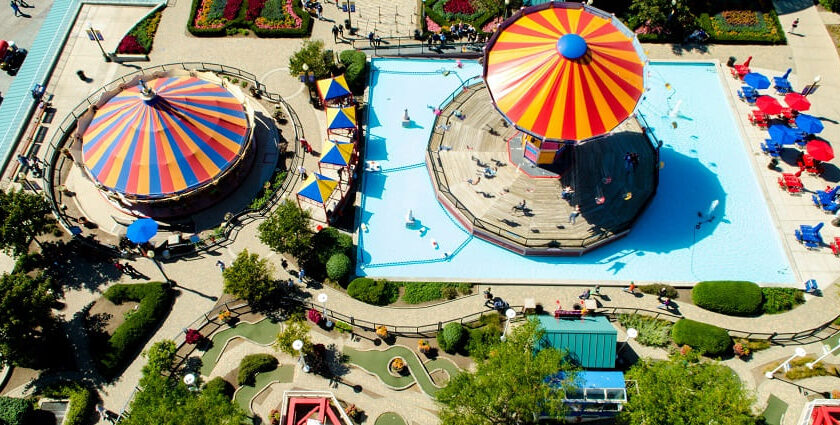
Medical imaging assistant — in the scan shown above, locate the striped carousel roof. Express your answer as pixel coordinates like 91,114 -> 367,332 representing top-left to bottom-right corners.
484,2 -> 646,142
82,76 -> 249,197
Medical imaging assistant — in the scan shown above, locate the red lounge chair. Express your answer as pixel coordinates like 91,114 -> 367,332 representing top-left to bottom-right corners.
799,154 -> 824,175
778,173 -> 803,194
732,56 -> 753,79
832,238 -> 840,256
749,110 -> 768,126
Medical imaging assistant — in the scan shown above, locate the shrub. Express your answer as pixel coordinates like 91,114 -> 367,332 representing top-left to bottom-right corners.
441,286 -> 457,300
616,314 -> 672,347
735,338 -> 771,352
692,281 -> 762,316
339,50 -> 367,94
671,319 -> 732,356
638,283 -> 678,299
401,282 -> 468,304
237,354 -> 278,386
204,377 -> 235,398
0,396 -> 32,425
304,227 -> 354,281
467,325 -> 501,360
822,0 -> 840,12
275,320 -> 311,355
117,36 -> 146,54
437,322 -> 466,353
761,287 -> 804,314
347,278 -> 398,305
96,282 -> 173,377
326,253 -> 352,282
307,308 -> 322,324
38,381 -> 94,425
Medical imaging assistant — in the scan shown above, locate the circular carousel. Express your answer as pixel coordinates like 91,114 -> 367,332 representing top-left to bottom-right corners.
427,2 -> 659,255
74,70 -> 256,218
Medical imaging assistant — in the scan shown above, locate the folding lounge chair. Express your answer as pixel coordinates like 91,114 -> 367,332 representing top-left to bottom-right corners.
832,237 -> 840,256
773,69 -> 793,94
811,186 -> 839,209
795,223 -> 824,249
761,141 -> 781,157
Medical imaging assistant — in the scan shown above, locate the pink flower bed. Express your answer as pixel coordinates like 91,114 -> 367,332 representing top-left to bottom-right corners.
482,16 -> 503,32
426,16 -> 441,32
443,0 -> 474,15
194,0 -> 225,28
223,0 -> 242,20
116,35 -> 145,54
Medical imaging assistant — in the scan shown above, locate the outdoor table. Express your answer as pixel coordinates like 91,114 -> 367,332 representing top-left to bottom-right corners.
583,299 -> 597,310
168,234 -> 181,245
523,298 -> 536,314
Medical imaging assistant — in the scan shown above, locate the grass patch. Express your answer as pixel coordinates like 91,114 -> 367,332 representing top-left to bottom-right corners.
617,314 -> 673,347
761,288 -> 804,314
401,282 -> 472,304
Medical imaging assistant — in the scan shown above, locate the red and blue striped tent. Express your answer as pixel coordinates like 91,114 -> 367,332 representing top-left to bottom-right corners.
81,76 -> 250,198
484,2 -> 646,142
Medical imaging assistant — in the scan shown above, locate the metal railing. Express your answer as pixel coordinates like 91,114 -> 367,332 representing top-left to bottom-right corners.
352,35 -> 485,57
41,62 -> 304,258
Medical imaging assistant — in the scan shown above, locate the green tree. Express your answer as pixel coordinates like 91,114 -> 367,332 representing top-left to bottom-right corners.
436,320 -> 577,425
288,40 -> 335,79
618,357 -> 756,425
275,319 -> 312,355
0,272 -> 59,366
142,339 -> 177,375
258,199 -> 312,260
628,0 -> 695,37
0,189 -> 53,256
223,250 -> 276,308
122,346 -> 247,425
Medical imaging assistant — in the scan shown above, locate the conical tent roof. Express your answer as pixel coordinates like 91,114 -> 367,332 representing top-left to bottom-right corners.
484,2 -> 646,142
319,140 -> 354,167
326,106 -> 357,130
297,173 -> 338,204
82,76 -> 249,197
317,75 -> 352,101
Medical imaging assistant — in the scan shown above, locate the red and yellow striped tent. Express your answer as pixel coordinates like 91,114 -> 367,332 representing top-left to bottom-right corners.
484,2 -> 646,142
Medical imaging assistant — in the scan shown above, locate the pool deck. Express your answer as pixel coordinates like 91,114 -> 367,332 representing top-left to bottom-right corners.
426,82 -> 657,255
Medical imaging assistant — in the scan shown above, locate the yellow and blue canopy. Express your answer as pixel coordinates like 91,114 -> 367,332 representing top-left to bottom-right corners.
484,2 -> 646,142
82,76 -> 249,197
297,173 -> 338,204
319,140 -> 354,167
326,106 -> 356,130
317,75 -> 352,101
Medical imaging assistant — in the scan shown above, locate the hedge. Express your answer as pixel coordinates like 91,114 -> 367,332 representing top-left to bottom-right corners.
671,319 -> 732,356
95,282 -> 174,377
761,287 -> 804,314
692,281 -> 762,316
325,253 -> 352,282
204,377 -> 235,398
822,0 -> 840,12
38,382 -> 94,425
0,396 -> 32,425
339,50 -> 367,94
237,353 -> 278,386
347,278 -> 398,305
437,322 -> 466,353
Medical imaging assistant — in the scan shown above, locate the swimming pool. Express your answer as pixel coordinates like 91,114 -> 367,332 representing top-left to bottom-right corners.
357,58 -> 794,284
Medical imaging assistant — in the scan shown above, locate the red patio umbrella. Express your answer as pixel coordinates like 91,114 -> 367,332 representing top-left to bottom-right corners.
755,96 -> 783,115
785,92 -> 811,111
806,139 -> 834,161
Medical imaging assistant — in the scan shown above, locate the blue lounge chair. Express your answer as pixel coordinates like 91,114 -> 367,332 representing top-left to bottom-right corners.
774,69 -> 793,94
761,141 -> 781,157
812,186 -> 840,211
738,86 -> 758,103
804,279 -> 819,294
795,222 -> 824,249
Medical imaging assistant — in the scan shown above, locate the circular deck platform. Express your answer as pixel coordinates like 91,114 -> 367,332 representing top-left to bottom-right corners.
425,83 -> 659,255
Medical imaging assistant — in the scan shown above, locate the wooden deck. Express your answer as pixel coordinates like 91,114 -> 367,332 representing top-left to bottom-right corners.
426,83 -> 658,254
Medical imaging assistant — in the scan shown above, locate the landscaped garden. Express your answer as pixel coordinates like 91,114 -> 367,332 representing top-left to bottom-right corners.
116,8 -> 164,55
422,0 -> 518,35
188,0 -> 312,37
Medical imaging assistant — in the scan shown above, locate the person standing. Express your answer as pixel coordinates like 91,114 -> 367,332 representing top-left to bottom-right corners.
298,268 -> 306,284
569,205 -> 581,224
332,25 -> 339,42
338,24 -> 344,38
10,0 -> 22,17
789,18 -> 799,34
216,260 -> 226,272
298,165 -> 307,180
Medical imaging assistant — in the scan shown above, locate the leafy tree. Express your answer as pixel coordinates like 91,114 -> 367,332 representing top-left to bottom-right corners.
618,357 -> 756,425
288,40 -> 335,80
436,320 -> 577,425
0,189 -> 53,256
275,319 -> 312,355
628,0 -> 695,37
223,250 -> 277,308
258,199 -> 312,260
143,339 -> 177,375
122,353 -> 247,425
0,272 -> 59,366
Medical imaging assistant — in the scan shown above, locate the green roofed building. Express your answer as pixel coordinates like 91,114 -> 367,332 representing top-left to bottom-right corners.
536,315 -> 617,369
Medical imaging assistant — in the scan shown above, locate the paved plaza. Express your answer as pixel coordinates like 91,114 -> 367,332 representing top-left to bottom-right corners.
2,0 -> 840,424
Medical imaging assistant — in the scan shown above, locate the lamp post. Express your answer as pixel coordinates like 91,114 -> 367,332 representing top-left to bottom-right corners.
616,328 -> 637,358
500,308 -> 516,342
89,27 -> 112,62
504,0 -> 509,19
765,347 -> 807,379
292,339 -> 310,373
183,373 -> 197,391
318,293 -> 332,328
805,75 -> 821,97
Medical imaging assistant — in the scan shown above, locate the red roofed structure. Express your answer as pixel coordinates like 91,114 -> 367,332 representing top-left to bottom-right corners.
279,391 -> 354,425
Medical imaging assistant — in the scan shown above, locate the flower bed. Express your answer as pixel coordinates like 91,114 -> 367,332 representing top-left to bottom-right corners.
697,9 -> 785,44
116,9 -> 163,54
188,0 -> 311,37
423,0 -> 498,35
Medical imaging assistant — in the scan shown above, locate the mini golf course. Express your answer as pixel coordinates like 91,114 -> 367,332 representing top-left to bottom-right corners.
233,364 -> 296,414
375,412 -> 408,425
200,318 -> 279,376
343,346 -> 460,396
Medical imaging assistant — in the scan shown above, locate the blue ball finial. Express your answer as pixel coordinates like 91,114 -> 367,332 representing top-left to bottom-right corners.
557,33 -> 587,59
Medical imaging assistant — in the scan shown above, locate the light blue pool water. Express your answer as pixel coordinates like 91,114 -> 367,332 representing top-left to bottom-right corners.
357,58 -> 794,284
